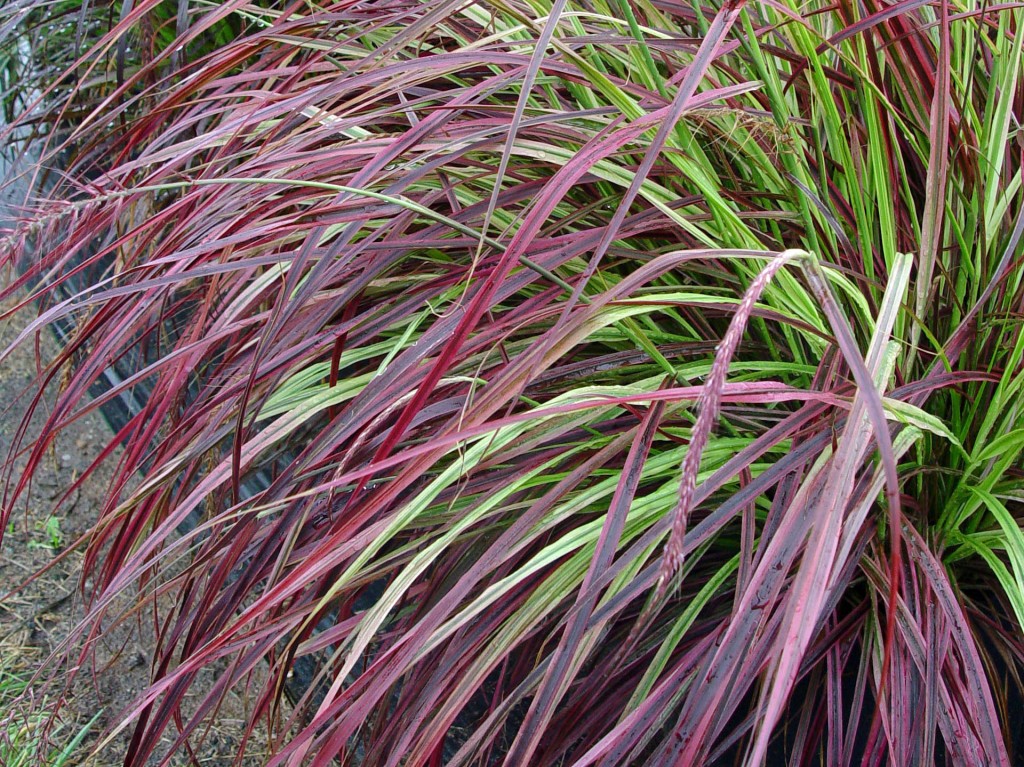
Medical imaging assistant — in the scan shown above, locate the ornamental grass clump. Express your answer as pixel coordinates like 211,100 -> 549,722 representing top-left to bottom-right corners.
1,0 -> 1023,764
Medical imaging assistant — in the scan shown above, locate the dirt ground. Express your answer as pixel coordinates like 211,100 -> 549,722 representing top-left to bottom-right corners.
0,296 -> 275,766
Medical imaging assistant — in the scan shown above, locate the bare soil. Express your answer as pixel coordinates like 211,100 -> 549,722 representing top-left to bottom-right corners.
0,297 -> 274,766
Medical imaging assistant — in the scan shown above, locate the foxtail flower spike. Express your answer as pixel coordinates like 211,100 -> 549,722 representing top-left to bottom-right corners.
655,249 -> 809,598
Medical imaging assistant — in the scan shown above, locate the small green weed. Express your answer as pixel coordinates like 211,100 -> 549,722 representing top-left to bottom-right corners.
26,517 -> 63,552
0,656 -> 99,767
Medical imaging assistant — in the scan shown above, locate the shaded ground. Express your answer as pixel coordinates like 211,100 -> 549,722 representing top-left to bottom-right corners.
0,296 -> 274,766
